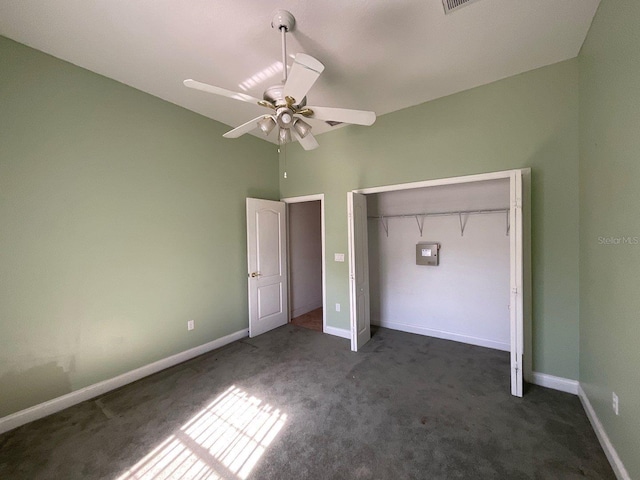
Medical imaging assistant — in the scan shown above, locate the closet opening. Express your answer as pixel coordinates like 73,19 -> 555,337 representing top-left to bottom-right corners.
368,178 -> 511,351
348,169 -> 530,396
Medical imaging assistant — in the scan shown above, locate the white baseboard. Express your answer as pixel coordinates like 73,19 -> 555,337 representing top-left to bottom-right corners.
531,372 -> 579,395
373,320 -> 510,352
0,329 -> 249,435
578,386 -> 630,480
324,326 -> 350,339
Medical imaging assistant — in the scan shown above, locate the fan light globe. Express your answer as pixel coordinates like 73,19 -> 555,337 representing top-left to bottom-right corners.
281,112 -> 292,125
279,127 -> 292,144
293,118 -> 312,138
258,116 -> 276,135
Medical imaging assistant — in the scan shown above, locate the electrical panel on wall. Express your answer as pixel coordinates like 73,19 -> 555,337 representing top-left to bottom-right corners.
416,243 -> 440,266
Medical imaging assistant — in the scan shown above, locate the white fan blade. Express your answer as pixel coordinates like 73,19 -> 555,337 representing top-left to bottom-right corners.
184,79 -> 262,105
293,130 -> 319,151
306,106 -> 376,126
223,116 -> 269,139
283,54 -> 325,105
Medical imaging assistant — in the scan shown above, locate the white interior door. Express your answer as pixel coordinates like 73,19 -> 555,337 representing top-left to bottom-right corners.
348,192 -> 371,351
247,198 -> 288,337
509,172 -> 524,397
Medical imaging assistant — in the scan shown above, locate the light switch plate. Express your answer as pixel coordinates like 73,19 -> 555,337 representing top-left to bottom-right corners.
334,253 -> 345,262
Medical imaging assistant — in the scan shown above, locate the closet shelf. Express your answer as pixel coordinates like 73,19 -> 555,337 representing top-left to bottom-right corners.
369,208 -> 510,237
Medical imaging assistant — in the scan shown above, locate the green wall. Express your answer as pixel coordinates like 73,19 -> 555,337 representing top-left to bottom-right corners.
579,1 -> 640,477
0,37 -> 278,417
280,60 -> 581,380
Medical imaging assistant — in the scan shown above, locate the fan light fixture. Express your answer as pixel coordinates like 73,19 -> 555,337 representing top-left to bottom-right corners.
281,112 -> 292,125
279,127 -> 292,144
258,116 -> 276,135
293,118 -> 312,138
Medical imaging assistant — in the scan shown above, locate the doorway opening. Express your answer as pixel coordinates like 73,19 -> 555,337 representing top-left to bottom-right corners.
283,195 -> 326,333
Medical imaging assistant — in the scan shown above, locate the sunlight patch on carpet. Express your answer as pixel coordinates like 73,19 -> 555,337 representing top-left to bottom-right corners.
117,386 -> 287,479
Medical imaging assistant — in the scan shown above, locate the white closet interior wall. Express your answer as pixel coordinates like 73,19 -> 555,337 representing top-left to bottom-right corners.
367,179 -> 511,351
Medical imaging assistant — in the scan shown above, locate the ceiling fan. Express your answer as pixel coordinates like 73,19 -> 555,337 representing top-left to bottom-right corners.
183,10 -> 376,151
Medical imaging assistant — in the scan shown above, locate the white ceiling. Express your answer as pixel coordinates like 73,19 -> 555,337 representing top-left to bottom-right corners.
0,0 -> 600,144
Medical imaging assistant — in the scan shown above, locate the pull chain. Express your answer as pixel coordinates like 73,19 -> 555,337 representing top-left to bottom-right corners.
280,21 -> 288,179
280,142 -> 288,179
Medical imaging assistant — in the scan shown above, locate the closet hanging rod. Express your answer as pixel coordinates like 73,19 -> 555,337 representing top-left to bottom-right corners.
368,208 -> 508,220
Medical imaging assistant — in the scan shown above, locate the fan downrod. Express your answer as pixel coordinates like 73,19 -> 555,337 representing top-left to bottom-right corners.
263,10 -> 305,109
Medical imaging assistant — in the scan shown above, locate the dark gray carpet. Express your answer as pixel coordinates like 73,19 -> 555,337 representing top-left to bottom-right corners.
0,325 -> 614,479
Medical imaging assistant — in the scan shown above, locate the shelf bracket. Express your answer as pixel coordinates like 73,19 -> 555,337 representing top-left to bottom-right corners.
380,216 -> 389,237
414,215 -> 425,237
459,212 -> 468,237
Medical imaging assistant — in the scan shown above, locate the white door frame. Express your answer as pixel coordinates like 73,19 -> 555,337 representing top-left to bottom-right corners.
351,168 -> 531,396
281,194 -> 327,333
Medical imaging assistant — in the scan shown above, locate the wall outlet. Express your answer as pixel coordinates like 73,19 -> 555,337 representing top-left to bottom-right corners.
187,320 -> 195,331
335,303 -> 341,312
612,392 -> 619,415
334,253 -> 345,262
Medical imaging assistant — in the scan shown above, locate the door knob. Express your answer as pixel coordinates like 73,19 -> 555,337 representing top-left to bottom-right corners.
250,272 -> 261,278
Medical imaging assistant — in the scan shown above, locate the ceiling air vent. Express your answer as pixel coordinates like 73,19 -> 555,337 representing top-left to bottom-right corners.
442,0 -> 482,15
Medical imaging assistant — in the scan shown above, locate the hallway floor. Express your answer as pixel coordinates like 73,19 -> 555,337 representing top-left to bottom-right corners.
291,307 -> 323,332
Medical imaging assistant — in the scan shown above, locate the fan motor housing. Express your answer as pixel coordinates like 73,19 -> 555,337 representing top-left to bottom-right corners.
264,84 -> 306,108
